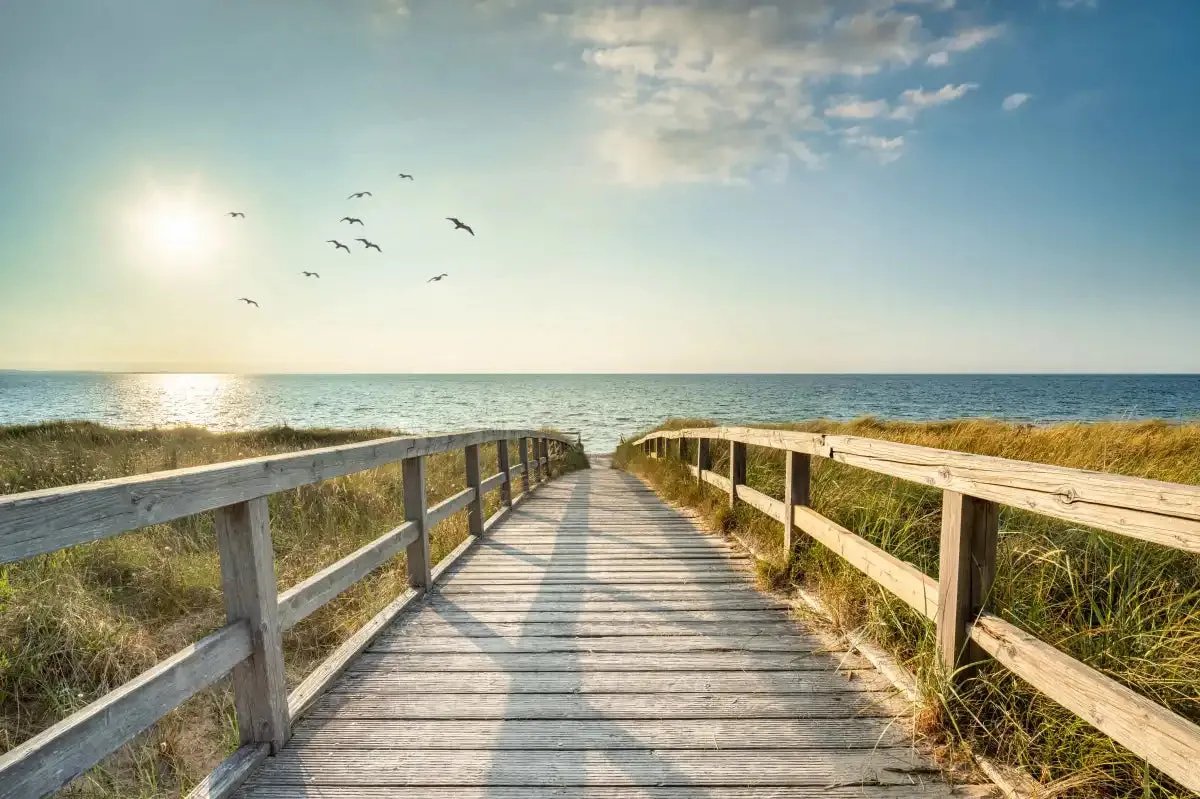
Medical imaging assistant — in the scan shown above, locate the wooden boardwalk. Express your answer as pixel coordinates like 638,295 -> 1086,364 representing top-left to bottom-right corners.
236,464 -> 993,798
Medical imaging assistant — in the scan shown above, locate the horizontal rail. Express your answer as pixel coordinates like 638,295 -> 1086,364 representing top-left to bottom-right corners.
277,520 -> 419,631
479,471 -> 506,495
426,487 -> 476,530
970,613 -> 1200,794
0,622 -> 253,799
0,428 -> 576,564
640,426 -> 1200,552
184,742 -> 269,799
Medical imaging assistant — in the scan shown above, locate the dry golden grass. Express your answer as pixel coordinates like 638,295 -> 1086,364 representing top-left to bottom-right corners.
615,417 -> 1200,799
0,421 -> 586,797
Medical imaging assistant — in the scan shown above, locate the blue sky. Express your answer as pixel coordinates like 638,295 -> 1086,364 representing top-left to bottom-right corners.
1,0 -> 1197,373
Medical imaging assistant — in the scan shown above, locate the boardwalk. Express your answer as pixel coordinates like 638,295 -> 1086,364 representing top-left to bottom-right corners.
235,463 -> 989,798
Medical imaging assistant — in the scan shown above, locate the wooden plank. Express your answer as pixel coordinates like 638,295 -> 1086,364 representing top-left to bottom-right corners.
401,609 -> 788,623
332,669 -> 889,694
304,692 -> 899,720
286,717 -> 906,749
519,437 -> 531,494
402,456 -> 431,588
435,582 -> 769,595
496,439 -> 512,506
239,748 -> 933,787
729,441 -> 746,509
277,520 -> 418,630
464,444 -> 485,536
479,470 -> 506,495
215,498 -> 290,751
425,486 -> 475,531
736,484 -> 781,519
240,783 -> 990,799
792,505 -> 938,619
784,451 -> 811,553
184,742 -> 269,799
637,426 -> 829,456
970,612 -> 1200,794
368,634 -> 824,654
0,428 -> 574,564
343,651 -> 864,672
421,597 -> 785,612
542,439 -> 553,478
696,437 -> 710,487
0,623 -> 251,799
440,574 -> 751,585
936,491 -> 998,676
386,621 -> 800,637
702,469 -> 733,494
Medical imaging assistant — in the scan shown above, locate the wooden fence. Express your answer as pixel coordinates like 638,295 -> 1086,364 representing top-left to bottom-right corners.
0,429 -> 578,799
635,425 -> 1200,794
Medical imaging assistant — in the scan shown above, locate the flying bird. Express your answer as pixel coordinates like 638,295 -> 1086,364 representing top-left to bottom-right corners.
237,297 -> 259,307
347,191 -> 372,199
427,273 -> 448,282
226,212 -> 245,218
355,238 -> 382,252
446,217 -> 474,236
301,271 -> 320,278
326,239 -> 351,253
398,173 -> 414,180
340,216 -> 363,225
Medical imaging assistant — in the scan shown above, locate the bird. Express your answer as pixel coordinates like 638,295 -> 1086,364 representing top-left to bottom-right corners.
446,217 -> 474,236
398,173 -> 414,180
226,212 -> 245,218
326,239 -> 351,253
348,191 -> 372,199
340,216 -> 364,225
237,297 -> 259,307
355,238 -> 382,252
301,271 -> 320,278
428,273 -> 448,282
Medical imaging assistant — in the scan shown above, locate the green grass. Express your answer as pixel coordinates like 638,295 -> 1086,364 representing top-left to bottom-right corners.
614,417 -> 1200,799
0,421 -> 587,797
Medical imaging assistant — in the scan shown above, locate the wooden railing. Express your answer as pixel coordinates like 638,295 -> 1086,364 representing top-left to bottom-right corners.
634,426 -> 1200,794
0,429 -> 579,799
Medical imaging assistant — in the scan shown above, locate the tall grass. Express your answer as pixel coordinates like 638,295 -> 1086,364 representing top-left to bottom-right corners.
615,418 -> 1200,799
0,421 -> 586,797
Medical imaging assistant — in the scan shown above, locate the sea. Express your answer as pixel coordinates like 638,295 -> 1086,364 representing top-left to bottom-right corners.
2,372 -> 1199,453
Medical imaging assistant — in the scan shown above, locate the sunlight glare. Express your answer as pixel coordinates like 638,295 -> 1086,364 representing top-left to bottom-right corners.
127,183 -> 224,269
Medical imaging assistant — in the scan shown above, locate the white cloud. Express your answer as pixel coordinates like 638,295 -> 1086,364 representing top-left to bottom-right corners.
825,95 -> 889,119
890,82 -> 976,120
1059,0 -> 1097,8
1002,92 -> 1031,111
843,130 -> 905,163
924,24 -> 1004,66
926,51 -> 949,66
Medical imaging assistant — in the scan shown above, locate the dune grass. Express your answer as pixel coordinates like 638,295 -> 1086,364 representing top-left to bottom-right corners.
0,421 -> 587,797
614,418 -> 1200,799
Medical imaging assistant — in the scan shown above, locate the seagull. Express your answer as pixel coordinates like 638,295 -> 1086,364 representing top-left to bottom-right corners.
427,273 -> 448,282
326,239 -> 351,253
398,173 -> 414,180
348,191 -> 372,199
446,217 -> 474,236
237,297 -> 259,307
226,212 -> 245,218
340,217 -> 364,225
355,238 -> 382,252
301,271 -> 320,278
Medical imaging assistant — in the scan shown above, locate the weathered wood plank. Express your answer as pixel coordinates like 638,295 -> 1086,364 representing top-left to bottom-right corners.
784,451 -> 811,553
368,634 -> 824,654
238,787 -> 995,799
735,484 -> 780,519
519,437 -> 531,494
970,612 -> 1200,794
0,428 -> 574,564
729,441 -> 746,509
496,439 -> 512,506
936,491 -> 998,676
0,623 -> 251,799
385,621 -> 801,638
479,470 -> 506,495
344,652 -> 864,672
215,498 -> 290,751
464,444 -> 485,536
421,597 -> 785,612
184,742 -> 268,799
403,456 -> 431,588
400,609 -> 787,624
277,520 -> 418,630
425,486 -> 475,530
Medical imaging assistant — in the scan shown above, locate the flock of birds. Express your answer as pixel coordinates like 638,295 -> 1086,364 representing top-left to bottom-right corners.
229,172 -> 473,309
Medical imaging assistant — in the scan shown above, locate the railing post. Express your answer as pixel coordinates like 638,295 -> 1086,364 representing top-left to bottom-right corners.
542,439 -> 553,478
783,451 -> 811,554
464,443 -> 485,537
678,437 -> 690,462
519,437 -> 531,495
403,456 -> 431,588
729,441 -> 747,509
937,490 -> 999,681
656,437 -> 665,459
696,438 -> 711,486
497,439 -> 512,507
214,497 -> 290,752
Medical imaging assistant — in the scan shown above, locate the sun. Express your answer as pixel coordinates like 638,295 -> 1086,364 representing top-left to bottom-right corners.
126,183 -> 224,268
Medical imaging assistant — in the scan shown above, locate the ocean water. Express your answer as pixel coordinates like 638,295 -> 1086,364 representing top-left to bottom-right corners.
1,372 -> 1199,452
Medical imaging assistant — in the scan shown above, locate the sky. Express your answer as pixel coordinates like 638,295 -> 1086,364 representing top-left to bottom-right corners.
0,0 -> 1197,374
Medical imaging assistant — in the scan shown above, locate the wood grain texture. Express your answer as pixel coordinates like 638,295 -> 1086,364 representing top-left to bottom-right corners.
277,520 -> 418,630
784,451 -> 811,553
403,456 -> 431,589
936,491 -> 998,675
0,428 -> 574,564
729,441 -> 746,509
425,486 -> 476,531
479,470 -> 506,495
215,498 -> 290,751
464,444 -> 485,536
184,742 -> 268,799
496,439 -> 513,506
0,623 -> 251,799
519,437 -> 531,494
970,612 -> 1200,794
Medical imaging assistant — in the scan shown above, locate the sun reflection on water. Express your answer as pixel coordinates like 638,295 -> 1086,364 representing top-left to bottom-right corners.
118,373 -> 242,429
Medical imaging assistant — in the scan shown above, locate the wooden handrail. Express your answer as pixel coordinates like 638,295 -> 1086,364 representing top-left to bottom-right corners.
640,426 -> 1200,794
0,429 -> 580,799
